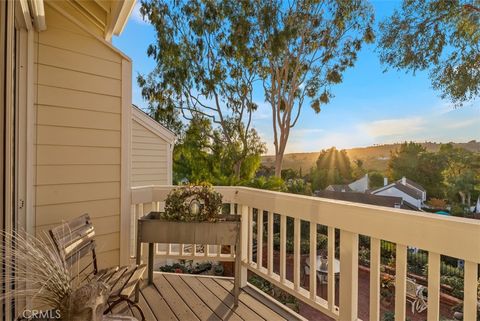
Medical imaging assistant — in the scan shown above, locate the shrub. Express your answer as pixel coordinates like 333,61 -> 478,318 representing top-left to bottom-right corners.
249,275 -> 299,312
163,184 -> 223,222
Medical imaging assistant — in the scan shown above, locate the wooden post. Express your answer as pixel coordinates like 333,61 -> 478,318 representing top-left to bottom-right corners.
309,222 -> 317,300
239,204 -> 249,288
427,252 -> 440,321
395,244 -> 407,321
293,218 -> 301,291
148,243 -> 154,285
463,260 -> 479,321
369,238 -> 381,321
280,214 -> 287,283
339,230 -> 358,321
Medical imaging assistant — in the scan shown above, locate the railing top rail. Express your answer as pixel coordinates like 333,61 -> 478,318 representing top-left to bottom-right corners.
131,185 -> 480,263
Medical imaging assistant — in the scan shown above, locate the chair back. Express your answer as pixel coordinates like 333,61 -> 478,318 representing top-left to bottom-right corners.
406,278 -> 418,298
49,214 -> 98,279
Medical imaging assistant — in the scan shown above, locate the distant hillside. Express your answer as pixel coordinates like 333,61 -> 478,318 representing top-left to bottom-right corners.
261,141 -> 480,173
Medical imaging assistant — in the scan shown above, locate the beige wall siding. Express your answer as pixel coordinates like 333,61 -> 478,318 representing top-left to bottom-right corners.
131,120 -> 170,187
33,4 -> 126,268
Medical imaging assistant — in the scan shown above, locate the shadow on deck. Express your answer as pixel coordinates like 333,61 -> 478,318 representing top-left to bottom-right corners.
115,272 -> 304,321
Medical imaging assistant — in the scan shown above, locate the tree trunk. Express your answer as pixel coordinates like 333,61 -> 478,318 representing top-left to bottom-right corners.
274,152 -> 284,177
459,191 -> 466,205
233,159 -> 242,180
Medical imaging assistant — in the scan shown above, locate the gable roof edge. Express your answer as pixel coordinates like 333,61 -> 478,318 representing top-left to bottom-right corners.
132,106 -> 176,143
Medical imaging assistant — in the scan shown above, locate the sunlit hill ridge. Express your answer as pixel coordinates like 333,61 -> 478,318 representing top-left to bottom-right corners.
261,141 -> 480,173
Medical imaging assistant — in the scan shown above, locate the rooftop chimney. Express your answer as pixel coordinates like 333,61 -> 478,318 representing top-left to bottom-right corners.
402,177 -> 407,185
384,177 -> 388,186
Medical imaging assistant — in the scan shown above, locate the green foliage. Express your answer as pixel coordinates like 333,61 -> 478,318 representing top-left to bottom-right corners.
273,233 -> 328,254
382,312 -> 411,321
352,159 -> 367,180
241,176 -> 287,192
285,178 -> 312,195
139,0 -> 265,179
159,262 -> 212,274
439,143 -> 480,206
388,142 -> 446,198
173,117 -> 265,184
248,275 -> 299,311
163,184 -> 223,222
441,275 -> 465,299
311,147 -> 353,190
246,0 -> 375,176
369,172 -> 385,190
379,0 -> 480,105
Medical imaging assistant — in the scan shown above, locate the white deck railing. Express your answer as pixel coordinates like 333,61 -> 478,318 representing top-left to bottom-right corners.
131,185 -> 480,321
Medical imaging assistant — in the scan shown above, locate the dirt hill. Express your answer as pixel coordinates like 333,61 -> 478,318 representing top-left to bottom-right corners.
261,141 -> 480,173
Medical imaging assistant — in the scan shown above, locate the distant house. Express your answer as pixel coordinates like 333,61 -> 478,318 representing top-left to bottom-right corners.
325,184 -> 352,192
370,177 -> 426,210
131,105 -> 176,187
348,174 -> 369,193
315,190 -> 419,211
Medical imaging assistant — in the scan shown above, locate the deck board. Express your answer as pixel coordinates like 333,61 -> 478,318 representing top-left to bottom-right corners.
196,277 -> 265,321
214,278 -> 288,321
130,272 -> 302,321
164,274 -> 222,321
153,274 -> 200,321
180,275 -> 244,321
141,281 -> 178,321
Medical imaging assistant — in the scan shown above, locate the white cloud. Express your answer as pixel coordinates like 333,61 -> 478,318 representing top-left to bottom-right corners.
360,117 -> 426,138
444,118 -> 478,129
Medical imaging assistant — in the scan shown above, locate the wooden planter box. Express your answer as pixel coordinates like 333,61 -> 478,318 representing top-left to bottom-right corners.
135,212 -> 242,306
137,212 -> 240,246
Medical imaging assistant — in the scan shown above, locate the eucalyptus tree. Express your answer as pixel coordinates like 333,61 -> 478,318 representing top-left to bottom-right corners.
138,0 -> 264,179
379,0 -> 480,105
250,0 -> 375,176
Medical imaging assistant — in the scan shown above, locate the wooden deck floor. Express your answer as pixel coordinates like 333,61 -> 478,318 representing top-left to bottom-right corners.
116,272 -> 303,321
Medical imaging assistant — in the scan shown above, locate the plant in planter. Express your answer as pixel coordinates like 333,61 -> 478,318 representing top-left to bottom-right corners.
137,184 -> 242,305
214,264 -> 224,276
162,184 -> 223,222
0,230 -> 109,321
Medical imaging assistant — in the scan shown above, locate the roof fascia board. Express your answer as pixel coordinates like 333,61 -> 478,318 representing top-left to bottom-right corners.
45,2 -> 132,62
132,107 -> 176,143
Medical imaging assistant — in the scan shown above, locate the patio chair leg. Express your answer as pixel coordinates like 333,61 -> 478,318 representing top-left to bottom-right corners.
105,298 -> 146,321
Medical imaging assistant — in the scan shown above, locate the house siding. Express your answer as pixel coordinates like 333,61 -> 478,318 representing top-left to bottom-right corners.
33,4 -> 127,268
131,120 -> 170,187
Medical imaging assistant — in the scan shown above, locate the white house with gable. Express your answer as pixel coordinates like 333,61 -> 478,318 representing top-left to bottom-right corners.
371,177 -> 426,210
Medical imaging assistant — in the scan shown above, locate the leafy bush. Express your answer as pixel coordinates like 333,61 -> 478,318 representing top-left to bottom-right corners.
163,184 -> 223,222
441,275 -> 464,299
249,275 -> 299,312
273,233 -> 328,254
358,247 -> 370,266
159,262 -> 212,274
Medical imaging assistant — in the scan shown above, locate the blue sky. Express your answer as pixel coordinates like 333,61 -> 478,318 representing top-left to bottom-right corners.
113,0 -> 479,154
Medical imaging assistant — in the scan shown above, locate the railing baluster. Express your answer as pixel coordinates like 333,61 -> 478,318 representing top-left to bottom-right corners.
248,207 -> 253,264
257,209 -> 263,270
240,204 -> 249,287
230,203 -> 236,257
394,244 -> 407,321
463,260 -> 479,321
427,252 -> 440,321
327,226 -> 336,311
294,218 -> 301,291
309,222 -> 317,300
339,230 -> 358,321
267,211 -> 274,275
280,214 -> 286,283
369,237 -> 381,321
